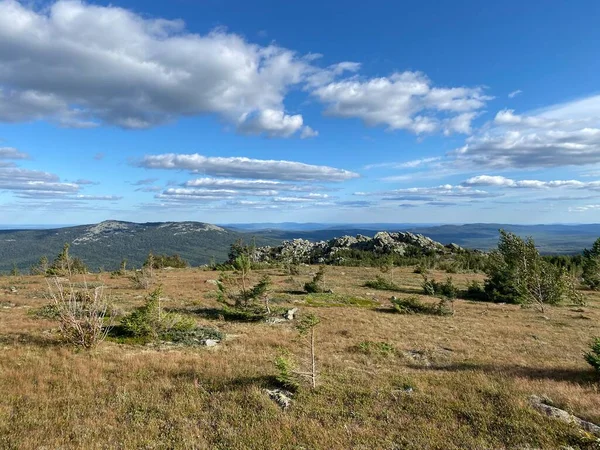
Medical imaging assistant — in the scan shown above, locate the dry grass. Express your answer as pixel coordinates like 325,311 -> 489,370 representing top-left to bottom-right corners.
0,266 -> 599,449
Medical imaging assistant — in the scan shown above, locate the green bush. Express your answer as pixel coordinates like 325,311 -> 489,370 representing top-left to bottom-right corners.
484,230 -> 568,311
304,266 -> 328,293
422,276 -> 458,299
121,287 -> 195,340
356,340 -> 396,356
585,337 -> 600,374
274,349 -> 299,390
462,280 -> 489,302
390,296 -> 453,316
364,275 -> 401,291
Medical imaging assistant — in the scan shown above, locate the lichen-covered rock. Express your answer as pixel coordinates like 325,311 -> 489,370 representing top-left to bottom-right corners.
246,230 -> 463,265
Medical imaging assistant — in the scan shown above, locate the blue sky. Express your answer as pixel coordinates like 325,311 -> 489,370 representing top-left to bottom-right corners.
1,0 -> 600,225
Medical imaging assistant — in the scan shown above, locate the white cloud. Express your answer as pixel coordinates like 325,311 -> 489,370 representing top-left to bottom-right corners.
357,184 -> 499,201
0,147 -> 29,160
569,204 -> 600,213
237,109 -> 306,138
0,148 -> 120,202
137,153 -> 359,181
452,95 -> 600,169
462,174 -> 600,190
364,156 -> 441,170
312,71 -> 491,134
0,0 -> 326,137
508,89 -> 522,98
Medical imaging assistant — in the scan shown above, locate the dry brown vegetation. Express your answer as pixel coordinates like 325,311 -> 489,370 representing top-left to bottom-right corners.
1,266 -> 599,449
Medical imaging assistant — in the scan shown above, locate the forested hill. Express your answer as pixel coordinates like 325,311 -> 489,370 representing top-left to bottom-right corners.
0,221 -> 279,272
2,221 -> 600,273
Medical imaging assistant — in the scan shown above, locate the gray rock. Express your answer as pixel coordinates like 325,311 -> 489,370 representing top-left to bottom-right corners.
264,388 -> 293,410
285,308 -> 298,320
202,339 -> 220,347
246,230 -> 464,265
529,395 -> 600,437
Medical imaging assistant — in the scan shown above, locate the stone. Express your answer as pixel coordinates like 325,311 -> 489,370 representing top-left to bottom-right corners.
264,389 -> 293,410
285,308 -> 298,320
529,395 -> 600,437
202,339 -> 219,347
245,229 -> 461,265
205,279 -> 219,285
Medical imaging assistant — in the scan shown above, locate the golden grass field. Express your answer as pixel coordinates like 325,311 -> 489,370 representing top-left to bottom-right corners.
1,266 -> 599,449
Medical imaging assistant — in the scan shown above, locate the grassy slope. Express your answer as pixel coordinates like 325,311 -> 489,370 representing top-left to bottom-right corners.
1,267 -> 599,449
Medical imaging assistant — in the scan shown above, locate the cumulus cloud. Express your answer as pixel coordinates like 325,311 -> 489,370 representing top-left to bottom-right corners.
137,153 -> 359,181
312,71 -> 491,134
452,95 -> 600,169
0,1 -> 497,139
0,0 -> 323,137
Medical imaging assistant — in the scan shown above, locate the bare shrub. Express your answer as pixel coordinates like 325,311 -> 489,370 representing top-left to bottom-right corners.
48,279 -> 111,349
129,268 -> 153,289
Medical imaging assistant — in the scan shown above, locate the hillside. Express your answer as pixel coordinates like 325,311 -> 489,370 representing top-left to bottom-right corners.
3,221 -> 600,273
0,220 -> 279,272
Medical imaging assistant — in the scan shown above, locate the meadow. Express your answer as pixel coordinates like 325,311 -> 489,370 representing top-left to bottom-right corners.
1,266 -> 599,449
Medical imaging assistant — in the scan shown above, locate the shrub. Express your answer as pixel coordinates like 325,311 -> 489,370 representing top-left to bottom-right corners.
121,287 -> 195,340
390,295 -> 452,316
129,269 -> 153,289
582,238 -> 600,290
304,266 -> 327,293
144,253 -> 188,269
275,349 -> 299,390
421,276 -> 458,299
356,341 -> 396,356
364,275 -> 401,291
48,280 -> 111,349
462,280 -> 489,302
413,264 -> 428,274
484,230 -> 569,311
47,244 -> 87,276
585,337 -> 600,374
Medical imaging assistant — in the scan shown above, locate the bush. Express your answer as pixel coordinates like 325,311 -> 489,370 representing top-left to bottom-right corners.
274,349 -> 299,390
422,276 -> 458,299
144,253 -> 188,269
304,266 -> 328,293
48,280 -> 111,349
121,287 -> 195,341
356,341 -> 396,356
462,280 -> 489,302
129,269 -> 153,289
582,238 -> 600,290
47,244 -> 87,276
585,337 -> 600,374
484,230 -> 569,311
364,275 -> 401,291
390,295 -> 453,316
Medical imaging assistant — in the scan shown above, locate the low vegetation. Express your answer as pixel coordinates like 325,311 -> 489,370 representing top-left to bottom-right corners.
1,230 -> 600,448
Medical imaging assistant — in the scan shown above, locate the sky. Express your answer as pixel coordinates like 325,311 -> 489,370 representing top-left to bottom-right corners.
1,0 -> 600,225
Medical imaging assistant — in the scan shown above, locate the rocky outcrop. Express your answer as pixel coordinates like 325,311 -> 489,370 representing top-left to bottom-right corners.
250,231 -> 465,264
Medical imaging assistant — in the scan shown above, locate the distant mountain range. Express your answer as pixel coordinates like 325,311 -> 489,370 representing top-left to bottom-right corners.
2,221 -> 600,273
